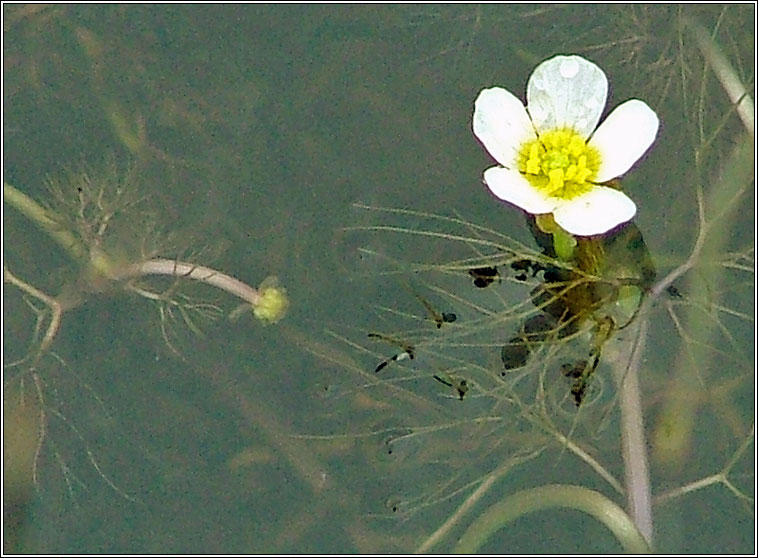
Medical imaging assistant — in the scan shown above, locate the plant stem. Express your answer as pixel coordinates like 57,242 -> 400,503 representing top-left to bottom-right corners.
684,15 -> 754,137
3,266 -> 64,361
415,447 -> 544,554
115,259 -> 262,305
453,484 -> 650,554
3,182 -> 88,262
612,318 -> 654,545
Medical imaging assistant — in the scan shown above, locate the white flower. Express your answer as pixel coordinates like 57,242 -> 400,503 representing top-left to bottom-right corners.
473,54 -> 659,236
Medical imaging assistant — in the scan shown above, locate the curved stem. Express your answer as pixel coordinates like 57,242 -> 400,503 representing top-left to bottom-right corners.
453,484 -> 651,554
115,259 -> 262,305
415,447 -> 544,554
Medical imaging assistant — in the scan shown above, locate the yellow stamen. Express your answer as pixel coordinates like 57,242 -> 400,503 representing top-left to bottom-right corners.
517,127 -> 601,200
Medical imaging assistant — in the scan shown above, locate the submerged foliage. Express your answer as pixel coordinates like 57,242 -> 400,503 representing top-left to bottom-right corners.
3,3 -> 753,554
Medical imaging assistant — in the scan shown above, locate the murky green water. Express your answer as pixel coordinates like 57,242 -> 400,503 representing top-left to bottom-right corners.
4,5 -> 754,553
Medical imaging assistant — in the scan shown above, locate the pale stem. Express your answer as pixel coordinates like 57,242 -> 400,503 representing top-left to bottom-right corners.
684,15 -> 755,137
4,265 -> 64,363
114,259 -> 262,306
452,484 -> 650,554
613,318 -> 654,546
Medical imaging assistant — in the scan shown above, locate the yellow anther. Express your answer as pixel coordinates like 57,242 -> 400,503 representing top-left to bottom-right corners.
547,168 -> 565,193
577,166 -> 592,183
568,135 -> 585,156
526,144 -> 542,175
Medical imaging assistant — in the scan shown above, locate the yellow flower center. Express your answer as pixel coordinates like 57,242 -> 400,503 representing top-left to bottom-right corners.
517,128 -> 601,200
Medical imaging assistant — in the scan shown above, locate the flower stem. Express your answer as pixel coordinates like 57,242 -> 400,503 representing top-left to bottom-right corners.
453,484 -> 651,554
115,259 -> 262,305
612,318 -> 654,546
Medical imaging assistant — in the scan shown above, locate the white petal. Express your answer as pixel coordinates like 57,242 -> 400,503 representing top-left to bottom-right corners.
473,87 -> 535,167
590,99 -> 659,182
553,186 -> 636,236
526,55 -> 608,139
483,166 -> 558,214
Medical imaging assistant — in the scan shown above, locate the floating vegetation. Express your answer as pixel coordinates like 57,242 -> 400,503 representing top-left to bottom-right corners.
4,4 -> 753,554
304,17 -> 755,550
320,186 -> 753,552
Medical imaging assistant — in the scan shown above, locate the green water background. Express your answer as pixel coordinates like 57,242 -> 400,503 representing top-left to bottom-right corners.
3,5 -> 754,553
